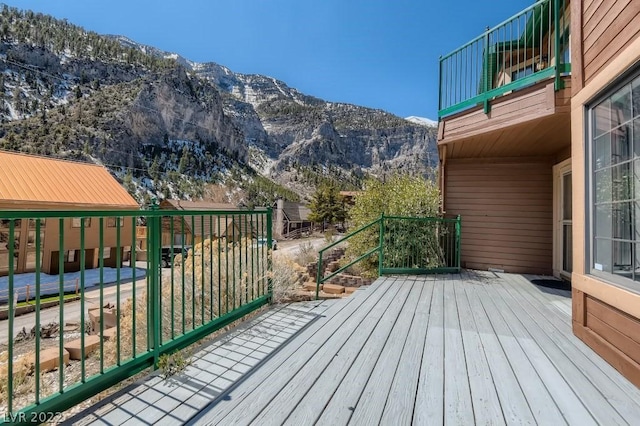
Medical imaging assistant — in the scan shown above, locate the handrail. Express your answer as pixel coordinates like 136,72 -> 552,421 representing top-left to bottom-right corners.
315,215 -> 462,299
315,215 -> 382,299
438,0 -> 570,118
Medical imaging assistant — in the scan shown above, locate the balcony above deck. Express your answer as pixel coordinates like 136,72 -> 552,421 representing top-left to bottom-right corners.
438,76 -> 571,158
437,0 -> 571,158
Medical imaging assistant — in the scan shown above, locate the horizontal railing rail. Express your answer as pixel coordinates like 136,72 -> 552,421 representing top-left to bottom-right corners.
438,0 -> 570,118
0,207 -> 273,422
316,215 -> 461,298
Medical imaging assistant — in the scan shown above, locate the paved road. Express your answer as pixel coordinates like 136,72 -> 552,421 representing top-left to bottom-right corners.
274,237 -> 329,257
0,277 -> 149,345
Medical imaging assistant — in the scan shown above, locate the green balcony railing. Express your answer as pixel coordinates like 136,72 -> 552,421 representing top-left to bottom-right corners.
438,0 -> 570,118
0,207 -> 272,423
316,215 -> 461,298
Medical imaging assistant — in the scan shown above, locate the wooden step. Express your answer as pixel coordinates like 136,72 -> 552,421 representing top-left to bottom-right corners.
322,283 -> 345,294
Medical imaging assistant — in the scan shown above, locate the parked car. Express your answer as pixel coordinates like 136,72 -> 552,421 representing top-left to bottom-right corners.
160,246 -> 190,267
254,237 -> 277,250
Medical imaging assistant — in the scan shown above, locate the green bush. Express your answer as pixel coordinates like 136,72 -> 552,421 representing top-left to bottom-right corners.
346,174 -> 441,277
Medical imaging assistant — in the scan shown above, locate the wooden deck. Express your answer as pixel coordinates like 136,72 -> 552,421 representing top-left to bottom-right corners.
70,272 -> 640,425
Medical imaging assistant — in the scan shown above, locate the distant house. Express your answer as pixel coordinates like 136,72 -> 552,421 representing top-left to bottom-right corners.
0,151 -> 139,276
159,200 -> 258,245
274,199 -> 313,238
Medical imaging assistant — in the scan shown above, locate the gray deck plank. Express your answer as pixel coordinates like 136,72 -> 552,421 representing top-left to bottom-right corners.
379,277 -> 435,426
504,273 -> 640,391
191,278 -> 394,425
412,278 -> 445,425
69,300 -> 334,426
255,278 -> 409,425
453,277 -> 506,425
347,279 -> 425,425
462,279 -> 537,425
305,279 -> 415,425
499,273 -> 640,423
472,277 -> 568,425
281,280 -> 410,425
442,276 -> 475,425
74,272 -> 640,426
506,273 -> 640,402
477,275 -> 594,425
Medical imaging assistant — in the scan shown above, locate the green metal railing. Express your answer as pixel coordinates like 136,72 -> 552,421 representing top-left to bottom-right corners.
316,215 -> 461,298
438,0 -> 570,118
0,208 -> 272,423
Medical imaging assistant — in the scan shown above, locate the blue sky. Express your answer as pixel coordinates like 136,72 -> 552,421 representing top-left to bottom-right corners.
6,0 -> 532,120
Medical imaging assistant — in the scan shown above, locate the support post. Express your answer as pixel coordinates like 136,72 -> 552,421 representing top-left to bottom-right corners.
378,214 -> 385,276
266,207 -> 273,300
554,0 -> 564,90
148,201 -> 161,368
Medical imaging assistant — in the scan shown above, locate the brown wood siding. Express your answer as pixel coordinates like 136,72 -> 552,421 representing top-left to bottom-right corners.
441,81 -> 554,142
574,291 -> 640,388
444,159 -> 553,274
572,0 -> 584,91
439,78 -> 571,159
582,0 -> 640,84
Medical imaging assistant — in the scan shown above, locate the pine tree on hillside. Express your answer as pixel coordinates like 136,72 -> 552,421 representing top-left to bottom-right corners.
308,183 -> 347,230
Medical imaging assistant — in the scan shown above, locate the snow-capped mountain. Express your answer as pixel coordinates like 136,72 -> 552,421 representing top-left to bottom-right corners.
405,116 -> 438,127
0,5 -> 439,202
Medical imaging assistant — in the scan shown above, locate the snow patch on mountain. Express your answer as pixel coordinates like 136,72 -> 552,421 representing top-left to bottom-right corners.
405,116 -> 437,127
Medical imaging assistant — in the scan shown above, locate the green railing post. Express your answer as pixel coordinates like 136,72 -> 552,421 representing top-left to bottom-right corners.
316,250 -> 323,300
482,29 -> 491,114
7,219 -> 15,414
266,207 -> 273,300
378,214 -> 385,276
438,55 -> 443,113
148,202 -> 161,368
553,0 -> 564,90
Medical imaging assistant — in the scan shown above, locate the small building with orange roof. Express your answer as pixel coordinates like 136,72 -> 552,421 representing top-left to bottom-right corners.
0,150 -> 139,276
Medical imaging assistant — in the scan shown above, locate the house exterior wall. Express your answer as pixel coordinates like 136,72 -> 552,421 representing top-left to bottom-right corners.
0,206 -> 135,276
444,157 -> 553,275
578,0 -> 640,87
570,3 -> 640,387
40,216 -> 134,275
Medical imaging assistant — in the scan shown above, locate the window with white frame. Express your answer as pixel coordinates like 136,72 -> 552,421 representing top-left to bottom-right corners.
589,69 -> 640,285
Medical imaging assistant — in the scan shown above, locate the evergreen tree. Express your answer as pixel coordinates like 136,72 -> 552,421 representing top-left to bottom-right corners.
178,146 -> 190,174
149,156 -> 161,190
308,183 -> 347,229
123,171 -> 136,196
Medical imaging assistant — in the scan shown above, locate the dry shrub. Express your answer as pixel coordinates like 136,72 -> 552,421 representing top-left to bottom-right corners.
0,352 -> 53,414
295,241 -> 317,266
104,237 -> 270,364
270,256 -> 301,303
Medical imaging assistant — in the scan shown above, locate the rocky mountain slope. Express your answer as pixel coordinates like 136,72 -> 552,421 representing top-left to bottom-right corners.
0,6 -> 438,204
